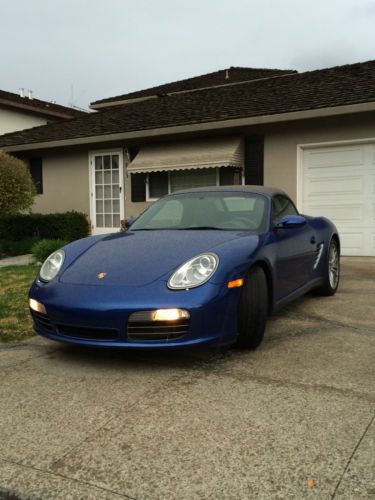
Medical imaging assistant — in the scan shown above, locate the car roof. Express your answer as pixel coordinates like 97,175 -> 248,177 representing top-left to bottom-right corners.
170,185 -> 287,198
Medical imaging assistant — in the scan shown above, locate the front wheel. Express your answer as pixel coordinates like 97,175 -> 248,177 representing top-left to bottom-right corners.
235,266 -> 268,349
316,239 -> 340,296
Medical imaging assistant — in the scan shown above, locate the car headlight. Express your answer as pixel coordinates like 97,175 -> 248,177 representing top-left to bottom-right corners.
39,249 -> 65,282
168,253 -> 219,290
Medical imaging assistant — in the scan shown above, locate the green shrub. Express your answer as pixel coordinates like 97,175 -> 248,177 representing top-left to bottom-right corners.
0,238 -> 39,258
0,150 -> 36,214
31,239 -> 68,263
0,211 -> 89,242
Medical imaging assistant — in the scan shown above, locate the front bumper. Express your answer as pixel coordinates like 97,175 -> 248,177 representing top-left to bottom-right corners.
29,279 -> 240,349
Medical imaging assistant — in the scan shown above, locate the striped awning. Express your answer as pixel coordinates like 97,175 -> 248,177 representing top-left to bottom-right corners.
128,136 -> 244,174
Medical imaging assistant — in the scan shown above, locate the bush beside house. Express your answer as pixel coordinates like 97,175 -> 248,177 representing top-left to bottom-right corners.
0,150 -> 35,214
0,211 -> 89,258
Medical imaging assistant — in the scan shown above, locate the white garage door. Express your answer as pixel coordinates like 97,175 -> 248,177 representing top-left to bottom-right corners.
301,143 -> 375,256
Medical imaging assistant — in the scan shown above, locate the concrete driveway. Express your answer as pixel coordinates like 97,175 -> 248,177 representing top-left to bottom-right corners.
0,258 -> 374,499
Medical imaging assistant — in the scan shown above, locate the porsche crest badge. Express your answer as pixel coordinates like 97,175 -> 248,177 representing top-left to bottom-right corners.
97,272 -> 107,280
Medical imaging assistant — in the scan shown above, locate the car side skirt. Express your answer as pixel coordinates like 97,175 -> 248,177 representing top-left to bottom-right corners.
272,277 -> 324,314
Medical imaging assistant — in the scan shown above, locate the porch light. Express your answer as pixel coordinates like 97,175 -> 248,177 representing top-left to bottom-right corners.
29,298 -> 47,315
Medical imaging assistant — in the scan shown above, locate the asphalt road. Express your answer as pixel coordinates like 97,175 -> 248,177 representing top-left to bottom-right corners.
0,258 -> 374,499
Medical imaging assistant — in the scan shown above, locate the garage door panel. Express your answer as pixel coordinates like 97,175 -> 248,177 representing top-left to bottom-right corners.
306,204 -> 363,222
306,147 -> 364,168
306,176 -> 363,196
339,232 -> 365,255
302,143 -> 375,256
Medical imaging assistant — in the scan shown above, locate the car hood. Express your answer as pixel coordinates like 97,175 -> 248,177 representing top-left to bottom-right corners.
60,230 -> 260,286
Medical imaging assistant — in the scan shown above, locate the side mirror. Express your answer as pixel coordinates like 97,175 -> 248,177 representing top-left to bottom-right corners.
274,215 -> 306,229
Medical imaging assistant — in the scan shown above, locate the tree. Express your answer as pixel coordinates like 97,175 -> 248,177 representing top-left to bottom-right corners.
0,150 -> 36,215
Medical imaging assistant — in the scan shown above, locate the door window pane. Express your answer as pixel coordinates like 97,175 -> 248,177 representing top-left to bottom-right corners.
112,155 -> 119,170
95,171 -> 103,184
96,214 -> 104,227
104,185 -> 112,198
105,215 -> 112,227
96,200 -> 103,213
113,200 -> 120,213
112,185 -> 120,198
113,215 -> 120,228
103,155 -> 111,169
95,157 -> 102,170
104,200 -> 112,213
112,170 -> 119,184
96,185 -> 103,198
104,171 -> 111,184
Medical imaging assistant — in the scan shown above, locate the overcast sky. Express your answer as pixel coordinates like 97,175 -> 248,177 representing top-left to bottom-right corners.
1,0 -> 374,109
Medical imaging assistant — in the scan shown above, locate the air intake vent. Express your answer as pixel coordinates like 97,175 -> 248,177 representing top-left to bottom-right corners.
57,325 -> 118,341
127,314 -> 189,341
31,310 -> 53,331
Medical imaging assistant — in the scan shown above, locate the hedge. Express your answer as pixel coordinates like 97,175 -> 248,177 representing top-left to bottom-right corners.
0,211 -> 89,242
31,239 -> 68,262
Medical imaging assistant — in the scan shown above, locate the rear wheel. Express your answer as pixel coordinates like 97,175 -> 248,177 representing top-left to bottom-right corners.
316,239 -> 340,296
235,266 -> 268,349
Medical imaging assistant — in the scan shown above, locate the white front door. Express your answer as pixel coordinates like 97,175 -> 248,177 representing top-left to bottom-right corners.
301,142 -> 375,256
90,151 -> 124,235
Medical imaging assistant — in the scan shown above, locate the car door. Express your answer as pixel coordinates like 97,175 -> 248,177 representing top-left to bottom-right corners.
270,195 -> 316,300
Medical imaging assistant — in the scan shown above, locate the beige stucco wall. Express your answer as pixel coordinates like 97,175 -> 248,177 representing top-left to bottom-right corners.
0,108 -> 47,135
22,111 -> 375,223
263,113 -> 375,204
32,150 -> 90,215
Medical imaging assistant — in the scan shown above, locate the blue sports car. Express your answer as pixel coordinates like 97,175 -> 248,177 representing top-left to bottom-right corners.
29,186 -> 340,350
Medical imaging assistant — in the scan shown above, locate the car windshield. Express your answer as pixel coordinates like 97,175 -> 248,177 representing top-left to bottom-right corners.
130,192 -> 269,232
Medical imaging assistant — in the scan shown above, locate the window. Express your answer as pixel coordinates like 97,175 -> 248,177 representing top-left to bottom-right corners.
272,195 -> 298,222
29,158 -> 43,194
148,172 -> 168,198
147,167 -> 242,200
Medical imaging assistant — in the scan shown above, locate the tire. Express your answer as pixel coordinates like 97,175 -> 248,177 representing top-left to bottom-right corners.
316,238 -> 340,296
235,266 -> 268,349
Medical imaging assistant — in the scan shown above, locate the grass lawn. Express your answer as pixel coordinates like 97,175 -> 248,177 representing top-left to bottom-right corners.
0,265 -> 39,342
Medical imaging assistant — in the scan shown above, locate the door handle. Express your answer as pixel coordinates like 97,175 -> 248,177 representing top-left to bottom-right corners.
310,236 -> 316,244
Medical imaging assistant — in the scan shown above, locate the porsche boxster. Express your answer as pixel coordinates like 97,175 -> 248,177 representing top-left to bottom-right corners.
29,186 -> 340,350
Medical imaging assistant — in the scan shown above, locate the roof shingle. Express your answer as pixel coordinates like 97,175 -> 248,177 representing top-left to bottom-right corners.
0,89 -> 86,119
91,67 -> 296,106
1,60 -> 374,148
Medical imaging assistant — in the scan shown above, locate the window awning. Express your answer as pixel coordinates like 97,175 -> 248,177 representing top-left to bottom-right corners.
127,136 -> 244,174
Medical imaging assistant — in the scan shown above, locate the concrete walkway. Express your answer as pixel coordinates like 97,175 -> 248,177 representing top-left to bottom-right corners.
0,258 -> 374,499
0,254 -> 35,267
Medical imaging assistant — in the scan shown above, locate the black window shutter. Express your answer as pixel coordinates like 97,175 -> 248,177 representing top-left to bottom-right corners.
131,173 -> 146,202
29,158 -> 43,194
244,136 -> 264,185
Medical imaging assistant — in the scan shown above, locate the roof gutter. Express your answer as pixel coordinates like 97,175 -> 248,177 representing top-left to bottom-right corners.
4,101 -> 375,153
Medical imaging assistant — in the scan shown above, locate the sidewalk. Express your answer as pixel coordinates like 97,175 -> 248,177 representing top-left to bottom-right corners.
0,254 -> 35,267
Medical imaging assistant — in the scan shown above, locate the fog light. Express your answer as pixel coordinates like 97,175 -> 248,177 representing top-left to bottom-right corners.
152,308 -> 190,321
29,298 -> 46,315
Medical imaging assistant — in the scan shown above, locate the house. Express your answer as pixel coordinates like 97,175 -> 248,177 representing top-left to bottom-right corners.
0,88 -> 85,135
0,61 -> 374,256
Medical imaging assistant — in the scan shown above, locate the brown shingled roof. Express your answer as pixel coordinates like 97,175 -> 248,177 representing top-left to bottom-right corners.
1,60 -> 374,149
91,67 -> 296,106
0,89 -> 87,119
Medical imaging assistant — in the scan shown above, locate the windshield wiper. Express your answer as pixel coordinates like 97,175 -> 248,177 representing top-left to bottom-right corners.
176,226 -> 223,230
